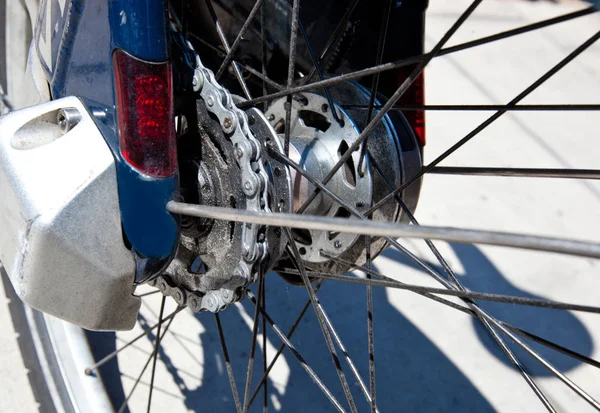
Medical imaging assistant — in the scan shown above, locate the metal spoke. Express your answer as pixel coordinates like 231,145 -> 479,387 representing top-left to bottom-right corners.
167,201 -> 600,259
260,0 -> 269,112
482,312 -> 600,411
260,274 -> 268,413
284,229 -> 359,413
204,0 -> 252,99
85,306 -> 185,375
279,264 -> 600,370
477,312 -> 557,412
237,6 -> 596,108
245,290 -> 346,413
186,32 -> 285,92
294,0 -> 483,216
302,0 -> 362,84
242,272 -> 266,413
117,309 -> 179,413
240,63 -> 285,91
216,0 -> 265,80
215,313 -> 243,413
428,167 -> 600,180
248,282 -> 324,407
357,0 -> 393,176
147,296 -> 166,412
371,159 -> 555,411
284,0 -> 300,155
135,290 -> 161,298
342,104 -> 600,111
367,29 -> 600,217
296,271 -> 600,314
365,235 -> 376,413
298,19 -> 344,125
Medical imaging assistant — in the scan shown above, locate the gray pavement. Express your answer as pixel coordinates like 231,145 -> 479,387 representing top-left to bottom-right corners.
2,0 -> 600,412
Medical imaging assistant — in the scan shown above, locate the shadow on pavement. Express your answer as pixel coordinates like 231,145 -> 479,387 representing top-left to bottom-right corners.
89,243 -> 593,412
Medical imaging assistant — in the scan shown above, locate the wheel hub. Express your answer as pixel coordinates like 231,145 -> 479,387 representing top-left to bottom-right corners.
158,65 -> 421,310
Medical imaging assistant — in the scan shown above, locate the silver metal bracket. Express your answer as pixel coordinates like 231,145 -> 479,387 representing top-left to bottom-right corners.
0,97 -> 140,331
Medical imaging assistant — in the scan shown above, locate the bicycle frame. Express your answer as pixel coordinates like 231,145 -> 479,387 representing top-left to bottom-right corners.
36,0 -> 180,282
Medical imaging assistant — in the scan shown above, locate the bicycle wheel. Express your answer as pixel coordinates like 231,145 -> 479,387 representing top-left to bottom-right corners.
9,0 -> 600,412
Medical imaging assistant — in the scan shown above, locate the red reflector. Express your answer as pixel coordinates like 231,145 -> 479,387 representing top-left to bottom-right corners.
113,50 -> 177,177
397,66 -> 426,146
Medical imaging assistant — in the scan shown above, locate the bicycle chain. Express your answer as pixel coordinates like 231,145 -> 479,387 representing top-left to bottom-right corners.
152,45 -> 270,313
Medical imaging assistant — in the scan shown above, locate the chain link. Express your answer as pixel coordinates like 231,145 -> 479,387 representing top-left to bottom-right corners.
154,43 -> 270,312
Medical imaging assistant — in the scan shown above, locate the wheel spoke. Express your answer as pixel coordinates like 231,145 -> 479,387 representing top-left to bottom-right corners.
216,0 -> 265,80
372,159 -> 555,411
298,18 -> 344,126
294,0 -> 483,216
301,0 -> 362,84
167,201 -> 600,259
248,282 -> 324,407
245,289 -> 346,413
367,29 -> 600,217
204,0 -> 252,99
85,306 -> 185,375
284,0 -> 300,155
428,167 -> 600,180
135,290 -> 161,298
237,6 -> 597,108
365,236 -> 377,413
300,271 -> 600,313
483,312 -> 600,411
342,104 -> 600,111
357,0 -> 393,175
284,229 -> 359,413
260,274 -> 268,413
478,313 -> 557,412
242,272 -> 266,413
260,0 -> 269,111
215,313 -> 243,413
279,263 -> 600,371
147,296 -> 166,412
116,308 -> 180,413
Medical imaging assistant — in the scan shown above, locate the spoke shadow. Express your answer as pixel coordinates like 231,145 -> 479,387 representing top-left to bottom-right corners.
154,272 -> 497,412
382,243 -> 594,376
88,242 -> 594,411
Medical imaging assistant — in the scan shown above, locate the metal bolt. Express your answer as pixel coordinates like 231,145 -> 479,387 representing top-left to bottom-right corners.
334,240 -> 342,249
176,115 -> 188,136
244,181 -> 253,192
235,145 -> 244,159
192,70 -> 204,92
159,280 -> 167,292
57,108 -> 82,134
223,117 -> 233,129
204,292 -> 220,312
175,291 -> 182,302
221,289 -> 232,301
207,95 -> 214,107
268,114 -> 275,121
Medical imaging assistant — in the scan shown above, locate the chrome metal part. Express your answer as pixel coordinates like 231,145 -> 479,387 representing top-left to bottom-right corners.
56,107 -> 82,133
266,92 -> 373,264
264,83 -> 420,274
167,201 -> 600,259
0,97 -> 139,330
159,46 -> 271,312
244,106 -> 293,262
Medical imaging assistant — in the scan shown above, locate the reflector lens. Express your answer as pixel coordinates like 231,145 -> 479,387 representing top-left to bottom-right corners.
113,50 -> 177,177
397,66 -> 426,146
